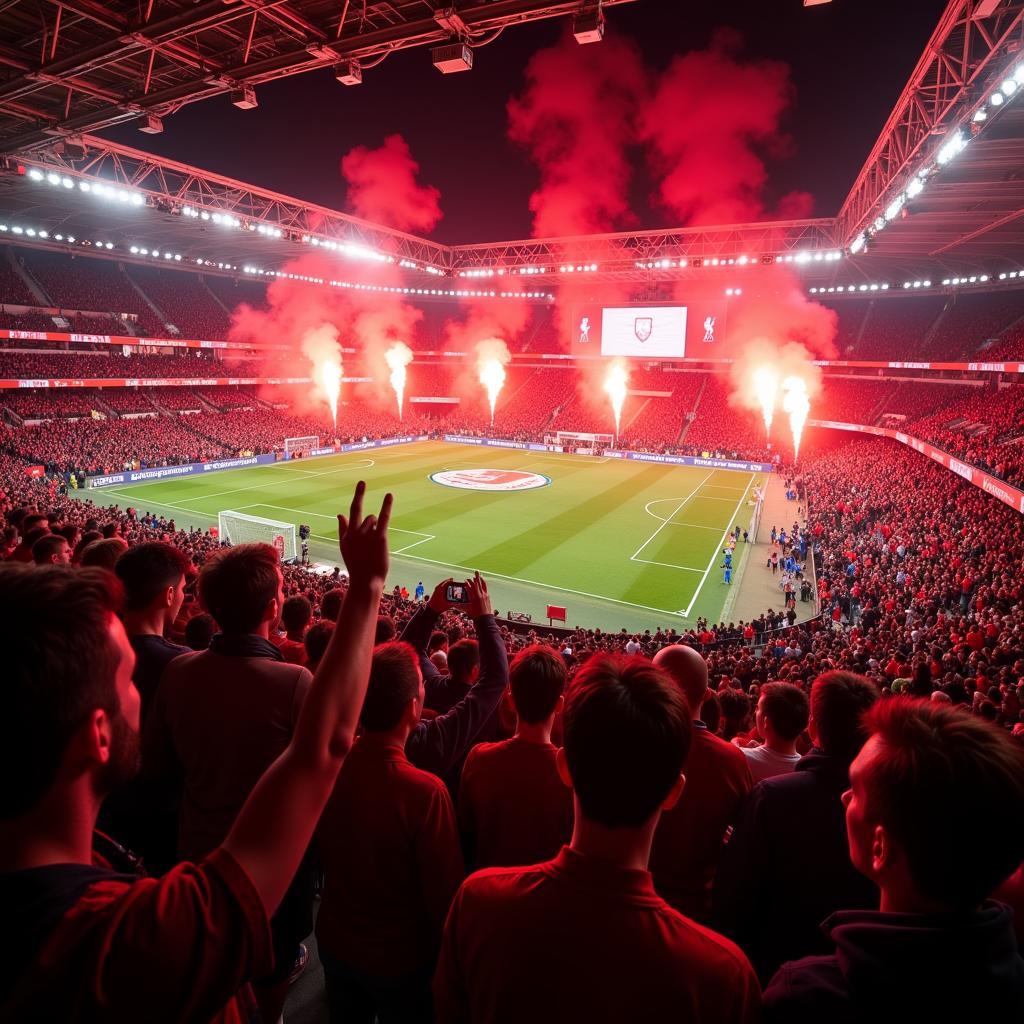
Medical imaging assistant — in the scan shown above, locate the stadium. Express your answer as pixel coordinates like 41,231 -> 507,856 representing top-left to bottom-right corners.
2,1 -> 1024,1022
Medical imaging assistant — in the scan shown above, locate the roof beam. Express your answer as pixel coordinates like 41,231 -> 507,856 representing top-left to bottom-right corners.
836,0 -> 1024,246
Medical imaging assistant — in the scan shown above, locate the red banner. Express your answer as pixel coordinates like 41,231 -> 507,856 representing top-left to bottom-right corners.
4,328 -> 1020,372
24,465 -> 44,478
811,419 -> 1024,515
0,328 -> 290,351
0,376 -> 312,389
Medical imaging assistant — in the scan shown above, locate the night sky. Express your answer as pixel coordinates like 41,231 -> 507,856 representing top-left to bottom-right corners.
100,0 -> 949,243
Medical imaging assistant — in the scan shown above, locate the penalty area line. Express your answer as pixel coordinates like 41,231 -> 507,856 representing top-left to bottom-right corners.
389,550 -> 685,619
683,473 -> 757,619
630,470 -> 715,562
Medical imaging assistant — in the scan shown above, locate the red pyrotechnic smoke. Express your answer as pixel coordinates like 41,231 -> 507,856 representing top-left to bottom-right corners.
507,31 -> 646,237
444,295 -> 531,418
384,341 -> 413,419
475,339 -> 512,425
341,134 -> 442,234
640,30 -> 812,226
227,252 -> 424,425
717,267 -> 838,360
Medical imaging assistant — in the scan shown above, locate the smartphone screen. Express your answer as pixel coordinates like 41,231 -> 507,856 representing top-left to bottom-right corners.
446,583 -> 469,603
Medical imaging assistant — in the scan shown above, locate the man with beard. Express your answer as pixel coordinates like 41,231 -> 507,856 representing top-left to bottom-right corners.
0,481 -> 391,1022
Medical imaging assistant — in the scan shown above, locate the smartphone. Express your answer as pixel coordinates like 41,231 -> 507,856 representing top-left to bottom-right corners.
446,583 -> 469,604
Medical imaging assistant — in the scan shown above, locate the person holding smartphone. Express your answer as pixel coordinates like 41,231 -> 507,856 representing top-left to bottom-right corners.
400,573 -> 509,779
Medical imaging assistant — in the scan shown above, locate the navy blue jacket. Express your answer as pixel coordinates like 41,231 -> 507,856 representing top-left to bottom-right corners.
764,901 -> 1024,1023
401,606 -> 508,779
713,748 -> 878,981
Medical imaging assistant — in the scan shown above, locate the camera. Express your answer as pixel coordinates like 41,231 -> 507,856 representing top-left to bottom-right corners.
299,524 -> 311,540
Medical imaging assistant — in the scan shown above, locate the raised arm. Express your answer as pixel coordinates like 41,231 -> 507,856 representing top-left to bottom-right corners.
401,578 -> 454,684
222,481 -> 391,916
407,574 -> 509,777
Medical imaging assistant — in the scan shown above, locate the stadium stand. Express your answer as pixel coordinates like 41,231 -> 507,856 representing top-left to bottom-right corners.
19,250 -> 167,337
126,265 -> 233,340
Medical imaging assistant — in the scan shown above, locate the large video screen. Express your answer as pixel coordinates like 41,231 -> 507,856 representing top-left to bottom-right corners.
571,294 -> 729,360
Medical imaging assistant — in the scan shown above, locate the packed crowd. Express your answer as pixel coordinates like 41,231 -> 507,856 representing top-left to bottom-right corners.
0,351 -> 226,379
904,384 -> 1024,487
1,426 -> 1022,1022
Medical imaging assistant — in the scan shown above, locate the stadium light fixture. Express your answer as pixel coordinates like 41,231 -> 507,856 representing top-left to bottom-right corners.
334,61 -> 362,86
231,85 -> 258,109
973,108 -> 988,122
432,44 -> 473,73
990,90 -> 1005,106
1001,78 -> 1017,96
573,9 -> 605,44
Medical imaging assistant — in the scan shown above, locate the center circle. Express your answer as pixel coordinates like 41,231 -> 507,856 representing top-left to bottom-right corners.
430,468 -> 551,492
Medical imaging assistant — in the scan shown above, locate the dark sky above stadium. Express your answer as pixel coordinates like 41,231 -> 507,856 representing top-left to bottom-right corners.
101,0 -> 949,244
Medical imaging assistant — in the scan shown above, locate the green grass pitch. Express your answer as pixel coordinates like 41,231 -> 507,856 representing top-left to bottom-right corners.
92,441 -> 765,631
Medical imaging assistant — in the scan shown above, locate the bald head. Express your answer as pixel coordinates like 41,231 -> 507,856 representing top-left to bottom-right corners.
653,644 -> 709,712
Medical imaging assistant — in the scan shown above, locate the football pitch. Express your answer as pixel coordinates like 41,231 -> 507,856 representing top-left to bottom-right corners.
92,441 -> 765,630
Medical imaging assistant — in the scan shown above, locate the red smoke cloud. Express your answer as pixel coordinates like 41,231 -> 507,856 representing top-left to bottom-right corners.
341,133 -> 442,234
640,30 -> 812,226
507,31 -> 646,237
444,295 -> 532,411
227,253 -> 424,416
718,267 -> 838,360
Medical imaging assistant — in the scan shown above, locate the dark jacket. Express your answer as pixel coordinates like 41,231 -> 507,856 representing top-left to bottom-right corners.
764,901 -> 1024,1023
713,747 -> 878,981
401,607 -> 508,778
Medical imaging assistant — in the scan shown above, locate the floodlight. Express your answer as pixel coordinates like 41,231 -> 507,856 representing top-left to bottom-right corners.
991,90 -> 1004,106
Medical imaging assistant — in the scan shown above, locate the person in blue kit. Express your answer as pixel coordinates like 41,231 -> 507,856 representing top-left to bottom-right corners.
722,549 -> 733,585
414,580 -> 425,602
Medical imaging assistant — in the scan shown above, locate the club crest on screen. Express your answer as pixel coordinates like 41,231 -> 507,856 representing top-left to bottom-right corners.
634,317 -> 653,342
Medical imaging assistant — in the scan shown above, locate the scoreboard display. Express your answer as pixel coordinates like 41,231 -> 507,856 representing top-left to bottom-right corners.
572,290 -> 731,360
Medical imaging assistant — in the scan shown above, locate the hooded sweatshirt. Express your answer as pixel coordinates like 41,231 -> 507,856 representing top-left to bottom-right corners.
763,900 -> 1024,1023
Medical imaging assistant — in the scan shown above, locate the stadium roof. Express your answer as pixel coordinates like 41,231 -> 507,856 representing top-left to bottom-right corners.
0,0 -> 638,153
0,0 -> 1023,288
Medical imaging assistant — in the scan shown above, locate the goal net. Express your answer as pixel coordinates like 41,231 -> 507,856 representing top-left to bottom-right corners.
547,430 -> 614,453
218,510 -> 297,562
284,435 -> 320,455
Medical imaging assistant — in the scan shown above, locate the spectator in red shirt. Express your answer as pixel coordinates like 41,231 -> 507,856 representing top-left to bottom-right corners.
650,644 -> 753,921
11,524 -> 49,562
274,594 -> 312,665
736,682 -> 809,783
0,481 -> 392,1021
31,532 -> 70,565
304,620 -> 334,673
317,641 -> 464,1023
459,644 -> 572,870
764,698 -> 1024,1022
143,541 -> 314,1018
434,653 -> 760,1023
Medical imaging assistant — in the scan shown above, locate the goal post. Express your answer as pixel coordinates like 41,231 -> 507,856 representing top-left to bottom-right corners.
284,435 -> 320,455
546,430 -> 614,453
218,510 -> 298,562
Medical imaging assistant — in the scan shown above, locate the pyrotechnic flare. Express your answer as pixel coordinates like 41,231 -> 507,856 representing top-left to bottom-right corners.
752,366 -> 779,437
604,360 -> 629,440
316,359 -> 342,431
479,360 -> 506,426
475,338 -> 512,426
782,375 -> 811,461
384,341 -> 413,419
